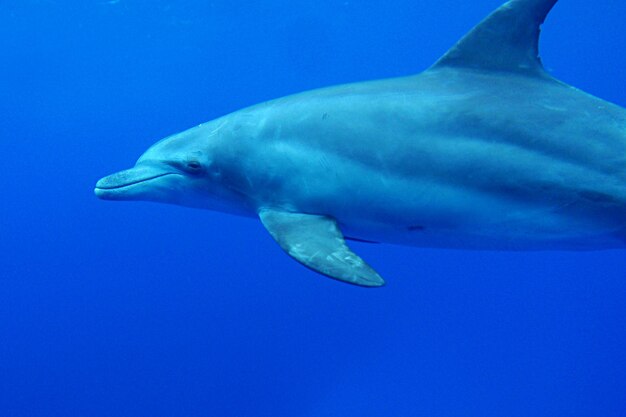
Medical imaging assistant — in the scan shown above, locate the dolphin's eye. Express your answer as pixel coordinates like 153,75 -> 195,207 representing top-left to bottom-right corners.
182,160 -> 203,174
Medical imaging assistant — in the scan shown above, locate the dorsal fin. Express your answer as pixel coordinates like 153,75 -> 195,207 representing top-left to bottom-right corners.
431,0 -> 558,77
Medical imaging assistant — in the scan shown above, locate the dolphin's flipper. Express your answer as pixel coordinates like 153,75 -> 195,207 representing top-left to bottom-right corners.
258,209 -> 385,287
431,0 -> 558,78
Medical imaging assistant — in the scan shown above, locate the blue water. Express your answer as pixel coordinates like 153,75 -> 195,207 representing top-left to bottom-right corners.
1,1 -> 626,416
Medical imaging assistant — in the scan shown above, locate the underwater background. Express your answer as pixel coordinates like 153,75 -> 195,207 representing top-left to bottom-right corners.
1,0 -> 626,416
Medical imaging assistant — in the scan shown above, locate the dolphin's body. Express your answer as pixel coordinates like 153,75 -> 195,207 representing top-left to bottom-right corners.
96,0 -> 626,286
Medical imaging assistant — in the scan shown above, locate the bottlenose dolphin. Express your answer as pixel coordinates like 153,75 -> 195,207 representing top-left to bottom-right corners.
95,0 -> 626,287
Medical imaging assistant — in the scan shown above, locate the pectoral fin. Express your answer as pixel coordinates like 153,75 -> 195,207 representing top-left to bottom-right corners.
258,209 -> 385,287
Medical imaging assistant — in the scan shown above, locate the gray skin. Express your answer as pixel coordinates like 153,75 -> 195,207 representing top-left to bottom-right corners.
95,0 -> 626,286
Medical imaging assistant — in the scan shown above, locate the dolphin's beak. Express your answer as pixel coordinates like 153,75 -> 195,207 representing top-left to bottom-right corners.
94,165 -> 176,200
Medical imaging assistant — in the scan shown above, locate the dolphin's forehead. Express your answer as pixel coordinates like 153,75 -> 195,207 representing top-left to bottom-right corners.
139,123 -> 220,161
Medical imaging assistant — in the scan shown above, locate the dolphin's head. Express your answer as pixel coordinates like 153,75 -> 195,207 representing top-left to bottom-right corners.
95,121 -> 249,214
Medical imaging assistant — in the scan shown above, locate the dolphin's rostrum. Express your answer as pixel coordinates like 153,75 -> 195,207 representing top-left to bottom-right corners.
96,0 -> 626,287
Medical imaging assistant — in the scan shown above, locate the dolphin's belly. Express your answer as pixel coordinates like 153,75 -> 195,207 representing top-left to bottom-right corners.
336,174 -> 626,250
334,181 -> 626,251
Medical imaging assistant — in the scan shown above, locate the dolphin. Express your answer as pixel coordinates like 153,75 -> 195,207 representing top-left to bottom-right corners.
95,0 -> 626,287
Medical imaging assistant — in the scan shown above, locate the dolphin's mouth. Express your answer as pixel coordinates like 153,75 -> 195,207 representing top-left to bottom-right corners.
95,172 -> 172,190
94,166 -> 178,200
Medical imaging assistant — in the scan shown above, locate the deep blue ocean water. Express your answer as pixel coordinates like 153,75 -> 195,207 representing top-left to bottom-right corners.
1,1 -> 626,416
